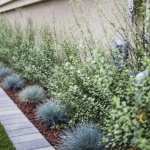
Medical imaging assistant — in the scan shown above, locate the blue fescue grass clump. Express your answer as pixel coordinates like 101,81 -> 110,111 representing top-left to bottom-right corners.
2,75 -> 24,90
0,62 -> 5,69
37,99 -> 69,127
19,85 -> 46,103
0,68 -> 13,78
59,123 -> 107,150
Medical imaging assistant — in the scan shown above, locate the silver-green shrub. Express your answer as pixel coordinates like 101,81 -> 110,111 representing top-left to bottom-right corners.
59,123 -> 107,150
2,75 -> 24,90
37,99 -> 69,127
0,68 -> 13,78
19,85 -> 45,103
49,54 -> 114,126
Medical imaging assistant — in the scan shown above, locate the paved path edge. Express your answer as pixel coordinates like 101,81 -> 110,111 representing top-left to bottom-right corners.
0,87 -> 55,150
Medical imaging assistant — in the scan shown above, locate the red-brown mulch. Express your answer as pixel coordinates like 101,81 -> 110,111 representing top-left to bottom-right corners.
1,85 -> 63,149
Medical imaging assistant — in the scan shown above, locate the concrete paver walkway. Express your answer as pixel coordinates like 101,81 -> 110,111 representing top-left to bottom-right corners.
0,87 -> 55,150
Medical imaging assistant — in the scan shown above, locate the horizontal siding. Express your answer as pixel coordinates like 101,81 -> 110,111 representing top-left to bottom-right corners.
0,0 -> 46,12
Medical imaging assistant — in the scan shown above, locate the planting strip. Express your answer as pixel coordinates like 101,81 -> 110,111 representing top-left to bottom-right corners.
0,87 -> 55,150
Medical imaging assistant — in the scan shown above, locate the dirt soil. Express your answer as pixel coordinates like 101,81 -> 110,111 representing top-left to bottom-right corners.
1,84 -> 63,149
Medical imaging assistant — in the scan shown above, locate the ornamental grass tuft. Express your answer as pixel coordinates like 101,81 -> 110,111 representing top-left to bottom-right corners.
0,62 -> 4,69
2,75 -> 24,90
59,123 -> 107,150
0,68 -> 13,78
19,85 -> 46,103
37,99 -> 69,127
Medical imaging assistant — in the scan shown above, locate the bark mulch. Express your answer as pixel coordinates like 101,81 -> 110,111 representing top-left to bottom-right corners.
1,85 -> 63,149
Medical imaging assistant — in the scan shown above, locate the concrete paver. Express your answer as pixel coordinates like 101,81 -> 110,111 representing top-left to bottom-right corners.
0,103 -> 16,108
0,92 -> 7,95
7,127 -> 39,137
35,146 -> 55,150
0,106 -> 18,112
11,133 -> 45,144
1,117 -> 29,125
0,109 -> 22,116
0,113 -> 26,121
0,100 -> 13,103
0,96 -> 12,100
4,122 -> 34,131
14,139 -> 51,150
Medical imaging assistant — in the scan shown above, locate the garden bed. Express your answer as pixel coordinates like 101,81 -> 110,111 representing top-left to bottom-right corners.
0,82 -> 62,149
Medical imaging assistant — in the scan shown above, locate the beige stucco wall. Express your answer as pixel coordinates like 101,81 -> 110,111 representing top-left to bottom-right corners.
0,0 -> 127,41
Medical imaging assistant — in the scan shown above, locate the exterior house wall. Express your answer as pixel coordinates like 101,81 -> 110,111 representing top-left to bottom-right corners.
0,0 -> 126,41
